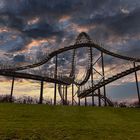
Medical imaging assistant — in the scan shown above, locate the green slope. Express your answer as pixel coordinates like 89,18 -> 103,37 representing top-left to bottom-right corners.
0,103 -> 140,140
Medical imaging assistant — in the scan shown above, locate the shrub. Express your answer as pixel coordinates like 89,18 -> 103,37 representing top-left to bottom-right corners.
0,95 -> 15,103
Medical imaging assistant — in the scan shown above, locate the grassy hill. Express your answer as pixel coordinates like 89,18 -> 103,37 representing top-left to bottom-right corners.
0,103 -> 140,140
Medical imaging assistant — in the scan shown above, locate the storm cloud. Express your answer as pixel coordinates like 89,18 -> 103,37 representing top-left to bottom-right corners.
0,0 -> 140,102
0,0 -> 139,64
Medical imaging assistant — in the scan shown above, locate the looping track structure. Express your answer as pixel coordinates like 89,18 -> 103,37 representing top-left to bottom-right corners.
0,32 -> 140,106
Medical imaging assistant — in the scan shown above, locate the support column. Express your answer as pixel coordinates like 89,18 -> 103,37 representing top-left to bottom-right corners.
39,80 -> 44,104
98,88 -> 101,107
78,87 -> 81,106
91,67 -> 94,106
85,97 -> 87,106
63,85 -> 65,105
10,77 -> 15,102
54,83 -> 57,105
72,84 -> 74,106
65,86 -> 68,105
134,62 -> 140,105
78,98 -> 81,106
90,47 -> 94,106
54,54 -> 58,105
101,52 -> 107,106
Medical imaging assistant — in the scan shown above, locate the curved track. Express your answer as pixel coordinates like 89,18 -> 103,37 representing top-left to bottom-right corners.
1,43 -> 140,72
74,47 -> 92,86
57,33 -> 93,103
86,93 -> 114,106
0,32 -> 140,106
78,65 -> 140,98
0,70 -> 71,85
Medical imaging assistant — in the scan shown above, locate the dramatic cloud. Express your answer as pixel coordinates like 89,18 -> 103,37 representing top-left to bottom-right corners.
0,0 -> 139,101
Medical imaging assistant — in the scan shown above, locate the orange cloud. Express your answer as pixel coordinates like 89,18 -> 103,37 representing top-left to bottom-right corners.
27,17 -> 40,25
69,23 -> 96,33
59,15 -> 71,22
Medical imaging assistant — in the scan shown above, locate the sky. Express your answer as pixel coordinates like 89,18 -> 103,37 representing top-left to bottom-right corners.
0,0 -> 140,104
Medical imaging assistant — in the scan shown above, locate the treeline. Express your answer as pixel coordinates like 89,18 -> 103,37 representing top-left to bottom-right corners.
0,94 -> 139,107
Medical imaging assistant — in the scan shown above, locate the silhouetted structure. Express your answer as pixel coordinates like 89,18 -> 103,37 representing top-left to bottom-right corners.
0,32 -> 140,106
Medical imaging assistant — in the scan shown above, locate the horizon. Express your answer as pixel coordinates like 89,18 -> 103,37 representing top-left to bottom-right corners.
0,0 -> 140,105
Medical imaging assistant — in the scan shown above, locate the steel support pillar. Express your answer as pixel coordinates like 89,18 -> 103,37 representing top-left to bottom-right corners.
85,97 -> 87,106
54,54 -> 58,105
54,83 -> 57,105
10,77 -> 15,102
39,80 -> 44,104
78,98 -> 81,106
65,86 -> 68,105
72,84 -> 74,105
98,88 -> 101,107
134,62 -> 140,105
78,87 -> 81,106
90,47 -> 94,106
63,85 -> 65,105
101,52 -> 107,106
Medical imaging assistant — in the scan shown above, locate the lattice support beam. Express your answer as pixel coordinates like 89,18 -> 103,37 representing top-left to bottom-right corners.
101,52 -> 107,106
134,62 -> 140,106
39,80 -> 44,104
10,77 -> 15,102
98,88 -> 101,107
72,84 -> 74,106
54,54 -> 58,105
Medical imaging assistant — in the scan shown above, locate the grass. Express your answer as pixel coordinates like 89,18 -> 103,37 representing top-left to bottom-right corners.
0,104 -> 140,140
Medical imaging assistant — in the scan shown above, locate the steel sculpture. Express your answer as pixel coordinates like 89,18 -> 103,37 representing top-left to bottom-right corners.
0,32 -> 140,106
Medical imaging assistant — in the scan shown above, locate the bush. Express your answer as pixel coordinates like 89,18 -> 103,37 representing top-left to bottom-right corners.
130,101 -> 140,108
0,95 -> 15,103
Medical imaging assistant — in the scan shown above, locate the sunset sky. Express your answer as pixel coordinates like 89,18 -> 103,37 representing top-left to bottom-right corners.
0,0 -> 140,103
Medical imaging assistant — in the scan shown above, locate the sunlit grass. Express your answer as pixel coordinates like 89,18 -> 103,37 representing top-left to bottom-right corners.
0,103 -> 140,140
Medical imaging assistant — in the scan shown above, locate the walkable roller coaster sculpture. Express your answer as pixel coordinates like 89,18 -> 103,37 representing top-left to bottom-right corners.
0,32 -> 140,106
